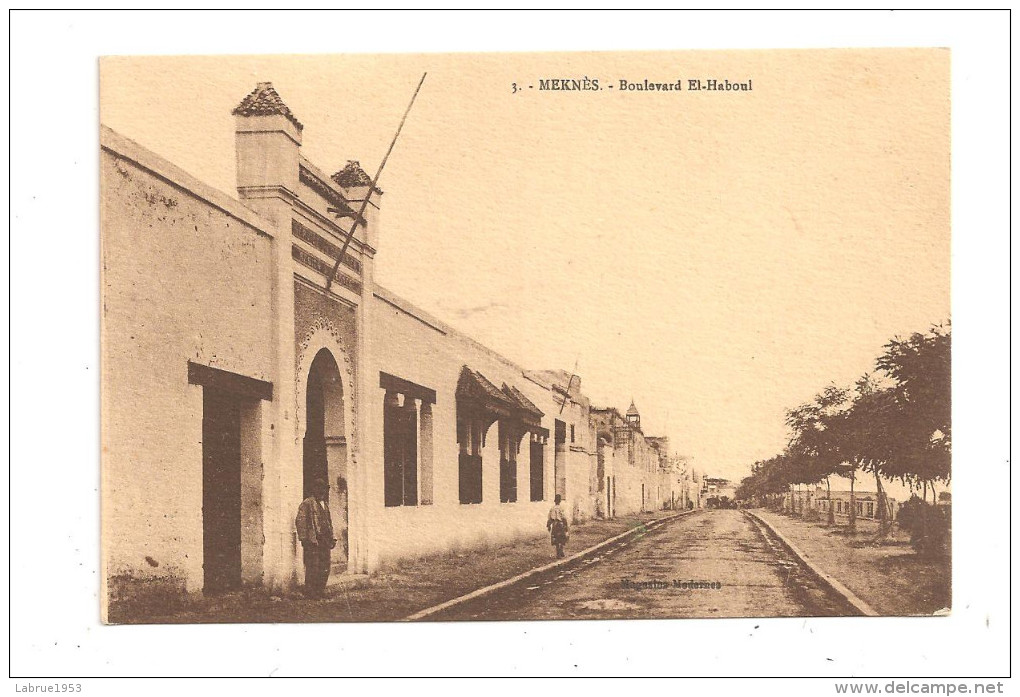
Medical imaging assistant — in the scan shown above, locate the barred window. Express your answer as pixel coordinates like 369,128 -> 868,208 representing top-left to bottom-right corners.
383,391 -> 417,507
379,373 -> 436,508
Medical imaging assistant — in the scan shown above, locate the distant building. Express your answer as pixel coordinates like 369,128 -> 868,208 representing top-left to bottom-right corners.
682,465 -> 703,510
590,403 -> 670,517
793,486 -> 898,520
703,477 -> 736,505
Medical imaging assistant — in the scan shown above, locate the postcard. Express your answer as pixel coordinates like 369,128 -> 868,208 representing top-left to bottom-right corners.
99,49 -> 950,624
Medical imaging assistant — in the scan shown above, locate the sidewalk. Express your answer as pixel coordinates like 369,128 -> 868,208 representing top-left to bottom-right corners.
112,510 -> 680,624
752,509 -> 950,616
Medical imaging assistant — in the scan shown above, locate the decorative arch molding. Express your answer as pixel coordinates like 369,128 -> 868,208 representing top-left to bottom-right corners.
295,316 -> 357,457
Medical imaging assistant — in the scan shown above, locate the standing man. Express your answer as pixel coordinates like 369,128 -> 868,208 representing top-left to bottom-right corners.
547,494 -> 569,559
295,478 -> 336,598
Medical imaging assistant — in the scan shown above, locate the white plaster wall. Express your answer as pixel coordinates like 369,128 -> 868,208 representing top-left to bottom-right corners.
101,148 -> 275,591
612,444 -> 647,517
361,291 -> 593,569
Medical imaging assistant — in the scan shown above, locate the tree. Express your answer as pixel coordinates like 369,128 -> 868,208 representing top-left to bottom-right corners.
875,323 -> 952,490
786,385 -> 852,524
737,323 -> 951,551
736,455 -> 797,509
839,375 -> 900,535
874,324 -> 952,554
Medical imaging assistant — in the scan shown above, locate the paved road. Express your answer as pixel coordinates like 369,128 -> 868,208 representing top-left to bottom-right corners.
427,509 -> 855,621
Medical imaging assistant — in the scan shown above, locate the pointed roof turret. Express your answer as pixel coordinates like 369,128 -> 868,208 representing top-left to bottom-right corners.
627,399 -> 640,417
232,82 -> 303,130
332,160 -> 383,194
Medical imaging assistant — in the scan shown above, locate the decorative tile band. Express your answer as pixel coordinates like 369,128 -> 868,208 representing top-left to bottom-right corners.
292,219 -> 363,274
292,245 -> 363,295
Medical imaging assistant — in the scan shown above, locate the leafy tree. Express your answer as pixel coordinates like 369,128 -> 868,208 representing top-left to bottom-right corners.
736,455 -> 796,509
873,324 -> 952,552
875,324 -> 952,491
786,385 -> 853,524
738,323 -> 951,550
839,375 -> 899,535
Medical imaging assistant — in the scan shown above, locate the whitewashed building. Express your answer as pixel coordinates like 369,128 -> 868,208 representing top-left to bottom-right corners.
101,83 -> 671,607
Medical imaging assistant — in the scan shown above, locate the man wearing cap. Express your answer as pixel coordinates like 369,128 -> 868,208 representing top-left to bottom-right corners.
295,478 -> 336,598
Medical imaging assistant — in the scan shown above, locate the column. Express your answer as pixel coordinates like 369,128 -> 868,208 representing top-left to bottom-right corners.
419,402 -> 433,505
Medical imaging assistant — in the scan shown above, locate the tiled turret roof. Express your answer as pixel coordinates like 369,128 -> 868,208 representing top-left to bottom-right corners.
232,82 -> 303,129
332,160 -> 382,194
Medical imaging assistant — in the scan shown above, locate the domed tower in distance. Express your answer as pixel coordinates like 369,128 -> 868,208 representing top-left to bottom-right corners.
626,399 -> 641,430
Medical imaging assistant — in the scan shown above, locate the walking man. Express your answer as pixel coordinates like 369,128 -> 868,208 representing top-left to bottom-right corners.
547,494 -> 569,559
295,478 -> 336,598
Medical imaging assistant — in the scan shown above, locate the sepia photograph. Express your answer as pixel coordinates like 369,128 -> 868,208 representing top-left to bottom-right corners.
8,8 -> 1011,684
99,49 -> 950,624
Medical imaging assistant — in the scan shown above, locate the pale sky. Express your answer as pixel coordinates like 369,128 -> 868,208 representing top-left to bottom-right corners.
99,50 -> 950,484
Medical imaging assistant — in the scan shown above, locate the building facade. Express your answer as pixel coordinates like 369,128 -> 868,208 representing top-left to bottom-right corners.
779,485 -> 899,521
703,477 -> 736,506
590,403 -> 669,518
810,491 -> 899,521
101,83 -> 677,604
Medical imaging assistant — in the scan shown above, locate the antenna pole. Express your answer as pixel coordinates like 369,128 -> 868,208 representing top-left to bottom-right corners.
559,357 -> 580,413
325,72 -> 427,292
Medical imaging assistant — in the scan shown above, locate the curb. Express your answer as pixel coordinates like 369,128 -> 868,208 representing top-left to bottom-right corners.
744,510 -> 879,617
402,508 -> 700,621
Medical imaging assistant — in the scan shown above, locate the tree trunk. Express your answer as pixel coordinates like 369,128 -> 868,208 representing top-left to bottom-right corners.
848,468 -> 857,532
921,478 -> 931,554
826,476 -> 835,524
874,468 -> 890,539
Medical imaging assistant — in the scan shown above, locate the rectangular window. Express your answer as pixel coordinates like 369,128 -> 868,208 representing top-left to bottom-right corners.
570,424 -> 575,443
530,439 -> 545,502
383,393 -> 418,507
379,374 -> 435,508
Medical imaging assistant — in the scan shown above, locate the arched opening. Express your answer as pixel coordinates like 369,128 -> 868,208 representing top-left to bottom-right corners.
302,348 -> 348,568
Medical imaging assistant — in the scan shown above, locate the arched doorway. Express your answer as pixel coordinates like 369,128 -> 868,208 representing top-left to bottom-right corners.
302,348 -> 348,569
